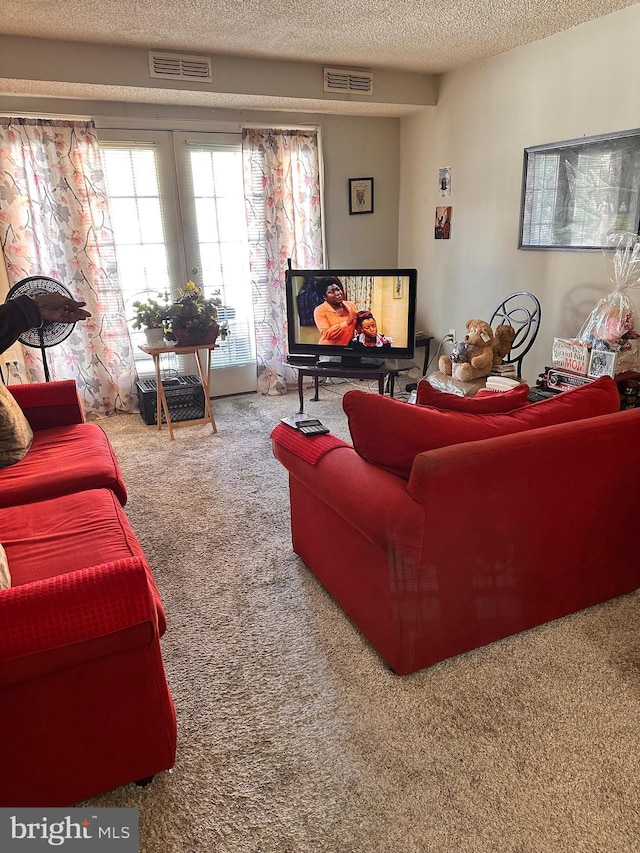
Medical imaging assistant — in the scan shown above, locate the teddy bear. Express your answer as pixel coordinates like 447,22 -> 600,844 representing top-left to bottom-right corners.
492,323 -> 516,365
438,319 -> 496,381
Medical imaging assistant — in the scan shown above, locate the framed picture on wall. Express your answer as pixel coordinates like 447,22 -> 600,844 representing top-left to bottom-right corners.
435,206 -> 452,239
519,127 -> 640,249
439,167 -> 451,197
349,177 -> 374,214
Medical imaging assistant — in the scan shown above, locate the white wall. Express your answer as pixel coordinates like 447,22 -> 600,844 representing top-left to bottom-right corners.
399,4 -> 640,382
321,114 -> 400,266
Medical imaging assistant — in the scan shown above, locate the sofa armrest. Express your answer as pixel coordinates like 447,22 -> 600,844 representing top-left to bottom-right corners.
8,380 -> 85,430
0,557 -> 159,673
272,439 -> 423,551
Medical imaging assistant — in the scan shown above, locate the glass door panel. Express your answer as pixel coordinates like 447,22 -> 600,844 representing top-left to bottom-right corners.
99,128 -> 256,395
174,132 -> 256,396
100,131 -> 183,373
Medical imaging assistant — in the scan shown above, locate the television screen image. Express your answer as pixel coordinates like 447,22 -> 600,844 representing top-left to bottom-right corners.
286,268 -> 417,366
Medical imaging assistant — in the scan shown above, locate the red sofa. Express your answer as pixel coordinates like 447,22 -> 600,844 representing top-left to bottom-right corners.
272,377 -> 640,675
0,381 -> 177,806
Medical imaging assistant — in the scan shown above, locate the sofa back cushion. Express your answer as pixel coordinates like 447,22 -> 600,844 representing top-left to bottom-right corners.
416,380 -> 530,412
8,380 -> 85,430
0,382 -> 33,468
343,376 -> 621,479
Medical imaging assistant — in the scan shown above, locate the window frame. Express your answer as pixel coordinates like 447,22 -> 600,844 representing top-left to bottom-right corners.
519,127 -> 640,251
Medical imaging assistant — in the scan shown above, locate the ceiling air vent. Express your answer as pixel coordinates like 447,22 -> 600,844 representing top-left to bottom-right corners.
323,67 -> 373,95
148,51 -> 213,82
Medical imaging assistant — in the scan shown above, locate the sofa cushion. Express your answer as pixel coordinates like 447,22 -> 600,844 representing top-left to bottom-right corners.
0,382 -> 33,468
416,380 -> 530,412
0,422 -> 127,508
0,543 -> 9,590
0,488 -> 165,634
343,376 -> 621,479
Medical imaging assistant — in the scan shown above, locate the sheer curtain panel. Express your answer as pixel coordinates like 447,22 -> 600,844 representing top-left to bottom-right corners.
242,128 -> 324,395
0,118 -> 137,414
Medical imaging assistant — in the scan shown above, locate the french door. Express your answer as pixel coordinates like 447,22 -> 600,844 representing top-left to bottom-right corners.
99,128 -> 256,396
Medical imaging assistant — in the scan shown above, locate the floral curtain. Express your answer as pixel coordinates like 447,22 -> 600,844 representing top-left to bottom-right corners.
0,118 -> 137,414
241,128 -> 324,395
342,276 -> 375,311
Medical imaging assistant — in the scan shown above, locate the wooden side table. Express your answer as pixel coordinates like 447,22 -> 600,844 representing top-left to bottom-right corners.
414,333 -> 433,376
139,344 -> 218,440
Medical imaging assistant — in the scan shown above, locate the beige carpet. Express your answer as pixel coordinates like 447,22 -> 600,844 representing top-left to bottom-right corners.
87,379 -> 640,853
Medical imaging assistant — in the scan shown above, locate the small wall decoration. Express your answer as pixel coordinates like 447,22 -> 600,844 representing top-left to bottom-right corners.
349,177 -> 374,214
435,206 -> 452,239
439,167 -> 451,197
393,276 -> 403,299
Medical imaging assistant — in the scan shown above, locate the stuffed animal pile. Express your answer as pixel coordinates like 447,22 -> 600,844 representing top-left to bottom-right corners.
439,319 -> 516,381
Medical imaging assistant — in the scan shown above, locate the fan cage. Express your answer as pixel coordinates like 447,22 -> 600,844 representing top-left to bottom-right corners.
6,277 -> 76,348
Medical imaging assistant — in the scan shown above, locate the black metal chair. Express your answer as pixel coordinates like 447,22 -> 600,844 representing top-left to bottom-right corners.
490,290 -> 541,377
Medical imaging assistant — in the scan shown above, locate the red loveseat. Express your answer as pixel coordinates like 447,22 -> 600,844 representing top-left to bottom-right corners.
0,381 -> 177,806
272,377 -> 640,675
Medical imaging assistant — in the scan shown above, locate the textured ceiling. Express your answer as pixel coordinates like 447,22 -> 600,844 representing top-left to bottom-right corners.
1,0 -> 635,75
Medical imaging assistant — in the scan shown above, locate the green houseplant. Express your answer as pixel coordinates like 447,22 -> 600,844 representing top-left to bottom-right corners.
132,294 -> 171,346
164,280 -> 228,346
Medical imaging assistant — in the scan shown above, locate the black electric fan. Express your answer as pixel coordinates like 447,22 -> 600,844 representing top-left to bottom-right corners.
5,276 -> 77,381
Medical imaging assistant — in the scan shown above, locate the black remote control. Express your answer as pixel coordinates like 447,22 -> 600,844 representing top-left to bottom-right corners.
296,419 -> 330,435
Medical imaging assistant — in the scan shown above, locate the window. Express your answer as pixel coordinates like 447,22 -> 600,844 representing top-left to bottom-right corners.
519,128 -> 640,250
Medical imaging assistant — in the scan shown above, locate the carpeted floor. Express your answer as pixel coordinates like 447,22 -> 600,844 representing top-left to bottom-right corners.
87,379 -> 640,853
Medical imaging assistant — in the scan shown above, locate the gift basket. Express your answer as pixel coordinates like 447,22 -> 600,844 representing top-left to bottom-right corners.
577,231 -> 640,375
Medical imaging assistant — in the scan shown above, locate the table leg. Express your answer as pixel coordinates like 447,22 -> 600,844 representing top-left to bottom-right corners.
377,375 -> 384,395
297,370 -> 305,413
152,354 -> 162,431
423,345 -> 430,376
194,347 -> 217,434
153,353 -> 175,440
388,372 -> 396,397
313,376 -> 319,401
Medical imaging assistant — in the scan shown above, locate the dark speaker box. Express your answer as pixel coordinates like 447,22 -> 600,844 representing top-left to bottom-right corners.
136,375 -> 205,425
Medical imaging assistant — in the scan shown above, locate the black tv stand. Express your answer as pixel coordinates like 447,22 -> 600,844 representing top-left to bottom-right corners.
287,356 -> 415,413
318,355 -> 385,369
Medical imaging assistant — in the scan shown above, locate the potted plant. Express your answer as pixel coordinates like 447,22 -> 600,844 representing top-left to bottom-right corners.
132,294 -> 170,347
164,280 -> 229,346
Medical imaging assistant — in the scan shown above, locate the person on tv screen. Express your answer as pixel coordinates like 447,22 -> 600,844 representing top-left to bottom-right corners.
312,277 -> 358,345
350,310 -> 392,349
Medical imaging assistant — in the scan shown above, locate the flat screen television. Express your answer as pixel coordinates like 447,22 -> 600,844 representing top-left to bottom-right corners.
285,267 -> 418,367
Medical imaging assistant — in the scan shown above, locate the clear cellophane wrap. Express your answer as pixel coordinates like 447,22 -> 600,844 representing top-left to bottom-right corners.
578,232 -> 640,373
